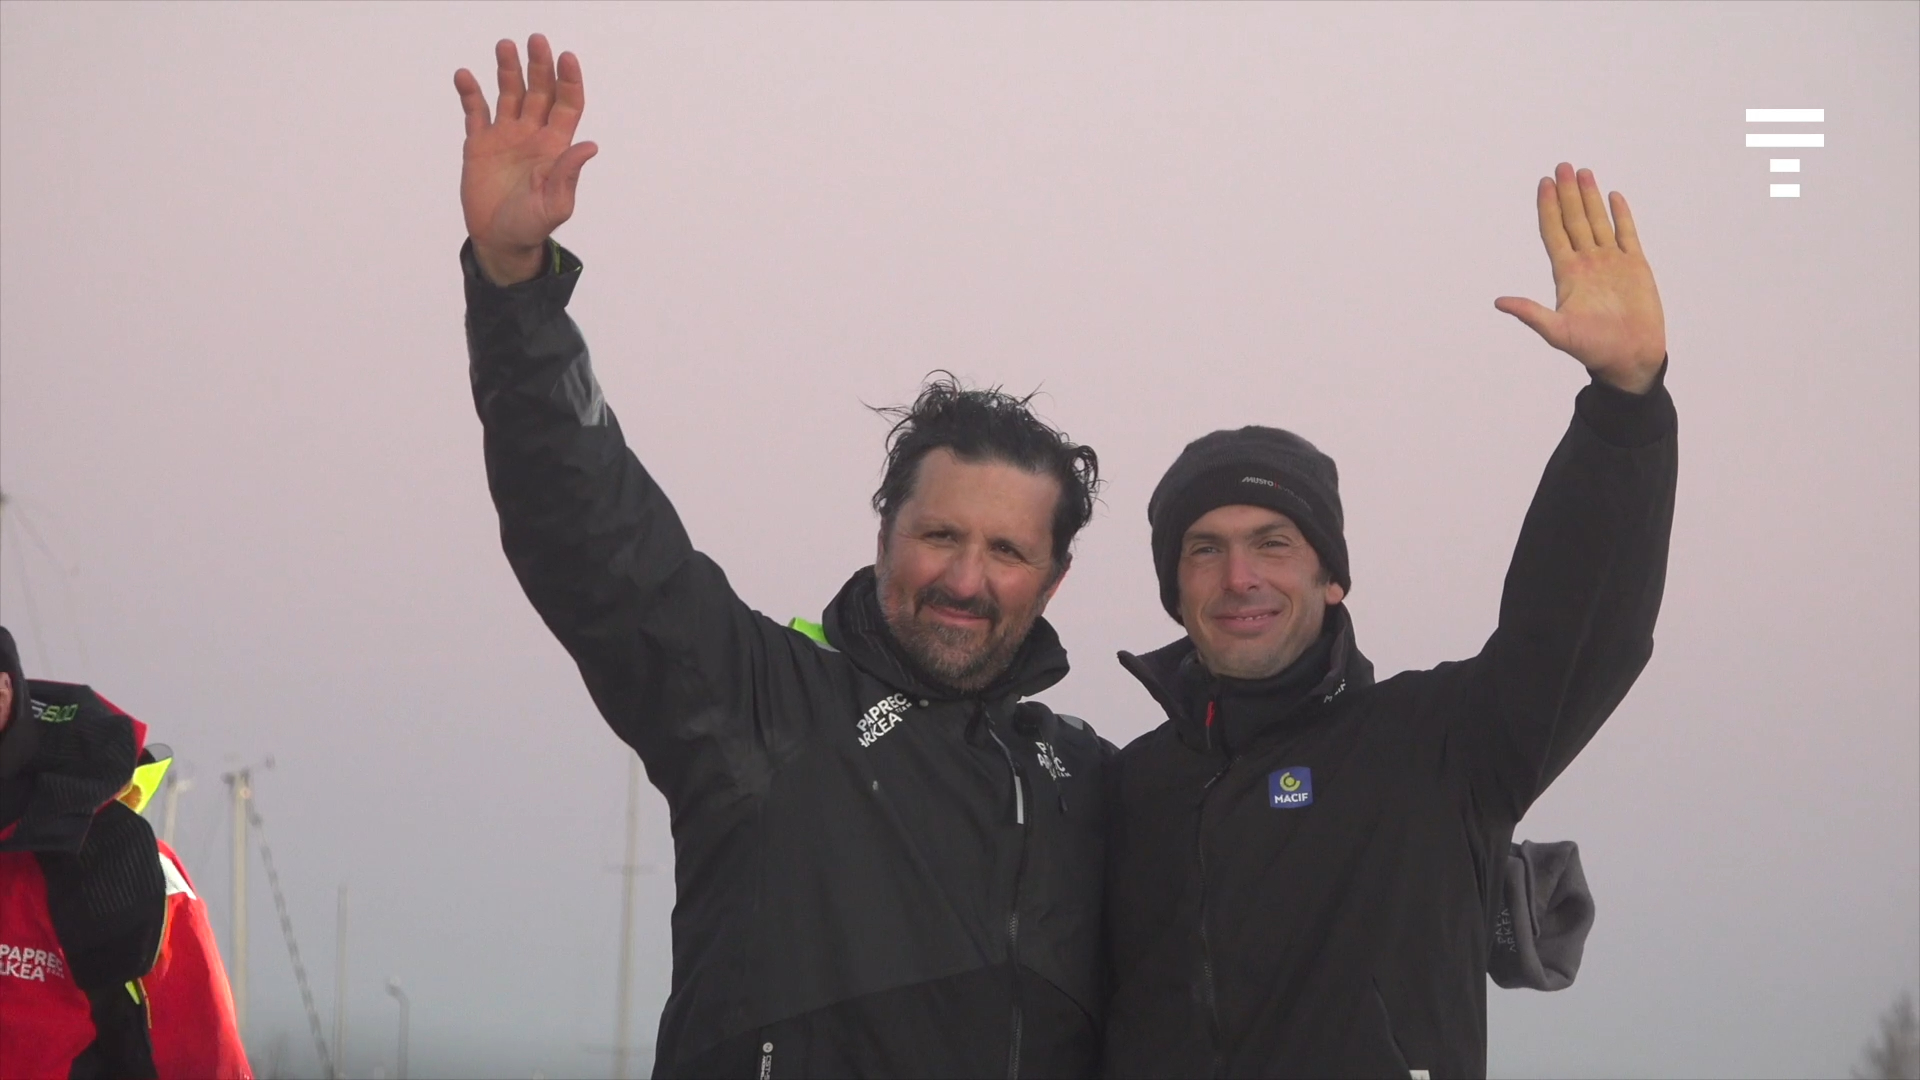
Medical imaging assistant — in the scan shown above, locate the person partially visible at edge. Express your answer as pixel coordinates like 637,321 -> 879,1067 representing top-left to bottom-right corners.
456,36 -> 1114,1079
0,627 -> 252,1079
1102,163 -> 1677,1080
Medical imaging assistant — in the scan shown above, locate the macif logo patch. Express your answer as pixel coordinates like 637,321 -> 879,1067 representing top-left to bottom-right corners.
1268,767 -> 1314,808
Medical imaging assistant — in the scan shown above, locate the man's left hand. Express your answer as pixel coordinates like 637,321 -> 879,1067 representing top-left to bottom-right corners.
1495,163 -> 1666,394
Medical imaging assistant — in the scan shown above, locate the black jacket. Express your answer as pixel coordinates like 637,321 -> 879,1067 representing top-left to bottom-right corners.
465,241 -> 1113,1079
1103,372 -> 1677,1079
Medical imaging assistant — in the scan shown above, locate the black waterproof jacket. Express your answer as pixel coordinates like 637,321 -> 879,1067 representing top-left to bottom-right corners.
1103,372 -> 1677,1079
465,241 -> 1113,1079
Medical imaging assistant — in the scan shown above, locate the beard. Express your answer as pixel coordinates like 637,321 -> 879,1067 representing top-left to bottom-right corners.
876,570 -> 1040,694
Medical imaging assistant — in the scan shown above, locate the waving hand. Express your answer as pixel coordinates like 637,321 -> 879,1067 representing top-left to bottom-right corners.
454,35 -> 597,285
1495,163 -> 1667,394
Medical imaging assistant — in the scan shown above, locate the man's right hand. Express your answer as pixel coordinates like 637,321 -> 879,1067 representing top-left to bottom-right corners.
455,34 -> 597,286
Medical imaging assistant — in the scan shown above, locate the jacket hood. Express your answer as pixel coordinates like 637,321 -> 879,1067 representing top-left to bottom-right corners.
1118,602 -> 1375,752
0,679 -> 147,851
823,566 -> 1071,704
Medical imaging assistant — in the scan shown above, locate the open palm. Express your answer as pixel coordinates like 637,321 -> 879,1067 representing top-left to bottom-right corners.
454,35 -> 597,284
1495,163 -> 1666,394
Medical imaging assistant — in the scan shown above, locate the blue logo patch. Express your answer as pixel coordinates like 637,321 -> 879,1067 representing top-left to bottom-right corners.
1268,767 -> 1314,809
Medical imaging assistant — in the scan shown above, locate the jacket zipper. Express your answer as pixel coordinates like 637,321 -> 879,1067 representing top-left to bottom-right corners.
1191,688 -> 1334,1078
987,723 -> 1032,1080
1196,700 -> 1229,1079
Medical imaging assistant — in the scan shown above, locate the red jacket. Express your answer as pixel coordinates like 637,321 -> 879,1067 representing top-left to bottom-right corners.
0,680 -> 251,1079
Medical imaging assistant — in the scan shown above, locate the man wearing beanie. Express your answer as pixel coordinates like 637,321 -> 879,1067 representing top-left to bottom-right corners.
1103,163 -> 1677,1079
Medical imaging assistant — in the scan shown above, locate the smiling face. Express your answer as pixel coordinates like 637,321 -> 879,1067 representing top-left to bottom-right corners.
1177,504 -> 1346,680
875,449 -> 1067,691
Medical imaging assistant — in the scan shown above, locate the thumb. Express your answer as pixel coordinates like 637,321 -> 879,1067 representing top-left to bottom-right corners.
1494,296 -> 1562,349
543,141 -> 599,219
554,140 -> 598,189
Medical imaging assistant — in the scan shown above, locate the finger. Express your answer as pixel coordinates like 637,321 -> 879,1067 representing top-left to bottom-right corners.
1494,296 -> 1563,349
1554,162 -> 1595,251
1534,177 -> 1572,262
524,33 -> 556,126
494,38 -> 526,122
1577,167 -> 1615,248
1610,191 -> 1644,257
454,68 -> 491,137
550,50 -> 587,139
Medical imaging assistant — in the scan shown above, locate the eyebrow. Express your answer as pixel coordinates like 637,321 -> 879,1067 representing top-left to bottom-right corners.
1184,522 -> 1298,546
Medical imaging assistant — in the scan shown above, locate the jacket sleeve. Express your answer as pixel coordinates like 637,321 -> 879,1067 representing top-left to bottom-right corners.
465,240 -> 777,802
145,842 -> 251,1079
1457,361 -> 1678,821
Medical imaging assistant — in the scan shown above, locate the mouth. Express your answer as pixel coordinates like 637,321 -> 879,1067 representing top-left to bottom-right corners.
1209,609 -> 1280,636
923,603 -> 994,630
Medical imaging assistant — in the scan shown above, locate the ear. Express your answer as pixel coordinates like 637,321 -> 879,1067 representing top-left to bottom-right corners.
1037,558 -> 1071,613
1324,580 -> 1346,607
875,523 -> 889,566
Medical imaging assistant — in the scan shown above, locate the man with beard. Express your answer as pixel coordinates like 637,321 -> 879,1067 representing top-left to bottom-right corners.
456,35 -> 1111,1079
1103,163 -> 1676,1078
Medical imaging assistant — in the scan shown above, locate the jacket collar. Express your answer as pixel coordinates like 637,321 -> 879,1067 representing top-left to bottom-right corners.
822,566 -> 1070,706
1118,602 -> 1375,754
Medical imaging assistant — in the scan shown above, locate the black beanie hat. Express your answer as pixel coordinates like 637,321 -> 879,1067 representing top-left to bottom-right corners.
1147,425 -> 1349,622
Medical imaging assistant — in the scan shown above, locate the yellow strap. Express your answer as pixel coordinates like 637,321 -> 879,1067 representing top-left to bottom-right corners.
116,756 -> 172,815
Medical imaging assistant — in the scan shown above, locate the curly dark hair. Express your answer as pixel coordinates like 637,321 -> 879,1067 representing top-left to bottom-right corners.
870,373 -> 1102,574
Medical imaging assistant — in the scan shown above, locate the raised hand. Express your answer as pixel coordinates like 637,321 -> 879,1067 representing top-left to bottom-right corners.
454,35 -> 597,285
1495,163 -> 1666,394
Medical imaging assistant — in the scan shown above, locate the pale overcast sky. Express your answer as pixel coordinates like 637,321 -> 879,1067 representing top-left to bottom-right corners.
2,3 -> 1915,1078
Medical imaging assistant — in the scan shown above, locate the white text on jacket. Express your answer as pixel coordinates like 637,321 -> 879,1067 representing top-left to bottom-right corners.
857,694 -> 913,748
1,942 -> 68,982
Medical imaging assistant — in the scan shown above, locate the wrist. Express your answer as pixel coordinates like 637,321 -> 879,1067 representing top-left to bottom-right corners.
1592,355 -> 1664,396
1596,370 -> 1658,395
472,240 -> 547,287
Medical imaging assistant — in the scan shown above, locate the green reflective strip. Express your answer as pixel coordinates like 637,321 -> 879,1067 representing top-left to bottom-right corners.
787,617 -> 829,647
551,238 -> 563,275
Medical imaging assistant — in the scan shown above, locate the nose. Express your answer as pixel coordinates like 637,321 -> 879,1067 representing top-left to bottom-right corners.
1222,545 -> 1261,593
940,544 -> 988,599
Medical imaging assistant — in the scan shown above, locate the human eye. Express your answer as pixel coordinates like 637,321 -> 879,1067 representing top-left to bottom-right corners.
994,540 -> 1037,564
